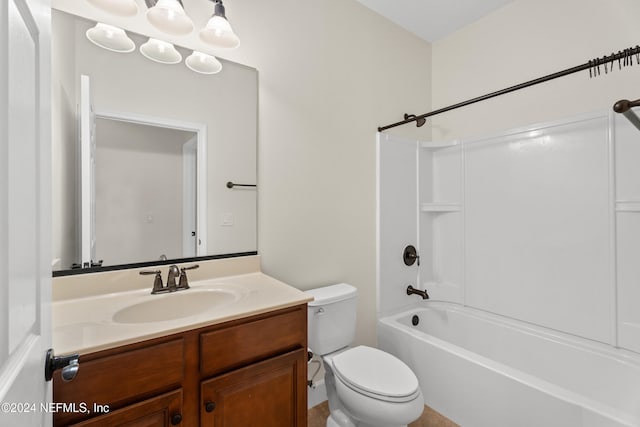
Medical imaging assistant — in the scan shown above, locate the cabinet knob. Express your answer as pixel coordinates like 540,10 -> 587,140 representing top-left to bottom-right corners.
205,401 -> 216,412
171,413 -> 182,425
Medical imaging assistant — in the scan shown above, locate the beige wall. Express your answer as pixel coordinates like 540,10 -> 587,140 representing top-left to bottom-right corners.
431,0 -> 640,140
221,0 -> 432,346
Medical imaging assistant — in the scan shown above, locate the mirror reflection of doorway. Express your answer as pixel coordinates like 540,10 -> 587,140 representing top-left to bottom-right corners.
93,118 -> 197,266
78,74 -> 208,269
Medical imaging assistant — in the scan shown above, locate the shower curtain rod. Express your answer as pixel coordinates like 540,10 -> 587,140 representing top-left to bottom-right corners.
614,98 -> 640,131
378,45 -> 640,132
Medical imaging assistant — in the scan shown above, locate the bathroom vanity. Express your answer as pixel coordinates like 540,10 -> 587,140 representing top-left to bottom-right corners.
52,256 -> 311,427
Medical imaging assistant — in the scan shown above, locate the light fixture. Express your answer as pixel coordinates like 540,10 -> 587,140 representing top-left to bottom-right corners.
185,51 -> 222,74
199,0 -> 240,49
86,23 -> 135,53
139,38 -> 182,64
145,0 -> 194,36
86,0 -> 139,16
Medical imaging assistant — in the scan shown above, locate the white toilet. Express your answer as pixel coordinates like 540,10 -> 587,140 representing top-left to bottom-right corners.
306,283 -> 424,427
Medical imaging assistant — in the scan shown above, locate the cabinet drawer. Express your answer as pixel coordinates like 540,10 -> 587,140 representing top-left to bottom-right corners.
200,306 -> 306,377
54,339 -> 184,425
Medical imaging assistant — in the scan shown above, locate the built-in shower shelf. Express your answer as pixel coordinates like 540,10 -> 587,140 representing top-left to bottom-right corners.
616,201 -> 640,212
420,140 -> 458,150
421,202 -> 461,213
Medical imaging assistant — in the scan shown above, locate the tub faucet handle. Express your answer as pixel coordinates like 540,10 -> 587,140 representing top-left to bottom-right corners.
403,245 -> 420,266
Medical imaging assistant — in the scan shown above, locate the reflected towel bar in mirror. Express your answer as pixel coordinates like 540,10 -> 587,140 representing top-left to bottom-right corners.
226,181 -> 257,189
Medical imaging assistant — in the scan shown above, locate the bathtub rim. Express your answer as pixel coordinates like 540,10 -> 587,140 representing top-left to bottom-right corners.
384,301 -> 640,368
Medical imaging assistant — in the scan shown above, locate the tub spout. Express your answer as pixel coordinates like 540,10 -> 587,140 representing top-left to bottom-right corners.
407,285 -> 429,299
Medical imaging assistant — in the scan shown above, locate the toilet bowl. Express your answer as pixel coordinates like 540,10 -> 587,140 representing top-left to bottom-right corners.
324,346 -> 424,427
306,284 -> 424,427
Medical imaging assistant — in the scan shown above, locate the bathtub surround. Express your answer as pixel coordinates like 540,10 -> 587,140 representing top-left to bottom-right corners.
378,110 -> 639,347
377,80 -> 640,427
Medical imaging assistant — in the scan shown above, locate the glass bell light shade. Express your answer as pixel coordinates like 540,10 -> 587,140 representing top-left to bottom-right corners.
185,51 -> 222,74
146,0 -> 194,35
139,38 -> 182,64
87,0 -> 138,16
86,23 -> 135,53
199,15 -> 240,49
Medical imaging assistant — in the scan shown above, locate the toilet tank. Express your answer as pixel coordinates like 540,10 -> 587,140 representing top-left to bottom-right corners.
306,283 -> 358,356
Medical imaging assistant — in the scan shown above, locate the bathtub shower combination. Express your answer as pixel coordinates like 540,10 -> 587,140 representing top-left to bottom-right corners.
376,111 -> 640,427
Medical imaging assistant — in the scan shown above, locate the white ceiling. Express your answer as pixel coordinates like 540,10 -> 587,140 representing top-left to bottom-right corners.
355,0 -> 516,42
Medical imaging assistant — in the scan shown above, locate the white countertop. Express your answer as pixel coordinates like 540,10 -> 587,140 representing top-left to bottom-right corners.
52,257 -> 312,355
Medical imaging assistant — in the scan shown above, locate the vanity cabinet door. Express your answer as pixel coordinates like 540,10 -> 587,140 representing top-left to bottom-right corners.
70,389 -> 183,427
200,348 -> 307,427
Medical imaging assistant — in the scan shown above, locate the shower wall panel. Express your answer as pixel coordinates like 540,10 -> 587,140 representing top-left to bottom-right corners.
376,133 -> 419,316
463,114 -> 613,344
614,112 -> 640,353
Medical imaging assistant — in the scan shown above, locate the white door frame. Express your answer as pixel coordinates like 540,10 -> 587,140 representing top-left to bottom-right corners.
91,109 -> 208,256
0,0 -> 52,425
182,136 -> 197,258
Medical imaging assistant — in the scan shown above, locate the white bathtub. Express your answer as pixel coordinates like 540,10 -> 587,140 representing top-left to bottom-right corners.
378,302 -> 640,427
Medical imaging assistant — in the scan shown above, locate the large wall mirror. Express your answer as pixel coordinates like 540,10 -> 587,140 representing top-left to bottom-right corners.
51,9 -> 258,274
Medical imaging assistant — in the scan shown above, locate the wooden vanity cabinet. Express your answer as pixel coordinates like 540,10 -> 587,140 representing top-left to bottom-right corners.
53,304 -> 307,427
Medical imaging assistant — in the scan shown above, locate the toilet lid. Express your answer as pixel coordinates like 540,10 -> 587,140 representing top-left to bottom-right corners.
331,346 -> 419,399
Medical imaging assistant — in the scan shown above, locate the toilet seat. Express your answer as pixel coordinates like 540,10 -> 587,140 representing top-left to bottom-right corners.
331,346 -> 420,403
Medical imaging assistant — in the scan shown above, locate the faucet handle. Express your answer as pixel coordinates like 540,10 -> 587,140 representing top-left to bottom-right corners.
140,270 -> 164,294
181,264 -> 200,272
178,264 -> 199,289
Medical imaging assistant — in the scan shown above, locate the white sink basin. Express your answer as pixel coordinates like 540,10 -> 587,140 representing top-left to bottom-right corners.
112,288 -> 241,324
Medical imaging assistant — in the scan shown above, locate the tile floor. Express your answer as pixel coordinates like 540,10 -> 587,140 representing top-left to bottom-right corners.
307,402 -> 459,427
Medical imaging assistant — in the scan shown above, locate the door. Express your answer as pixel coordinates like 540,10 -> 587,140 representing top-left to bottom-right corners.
79,74 -> 96,267
200,349 -> 307,427
0,0 -> 52,425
